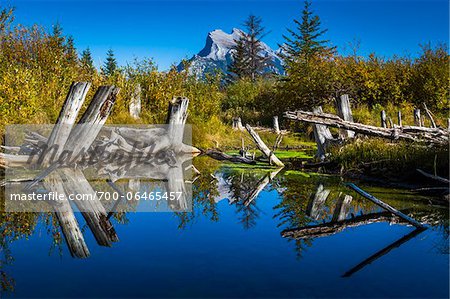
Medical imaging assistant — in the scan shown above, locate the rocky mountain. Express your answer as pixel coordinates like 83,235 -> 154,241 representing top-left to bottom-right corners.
177,28 -> 284,78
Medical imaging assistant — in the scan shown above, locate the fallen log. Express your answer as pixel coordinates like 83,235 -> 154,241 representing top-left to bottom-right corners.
245,124 -> 284,167
205,149 -> 256,165
416,169 -> 450,184
284,110 -> 448,145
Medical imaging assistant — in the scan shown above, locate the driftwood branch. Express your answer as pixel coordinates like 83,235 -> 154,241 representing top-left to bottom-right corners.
422,103 -> 437,128
245,124 -> 284,167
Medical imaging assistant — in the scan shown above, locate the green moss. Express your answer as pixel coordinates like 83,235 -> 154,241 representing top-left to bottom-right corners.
225,149 -> 314,160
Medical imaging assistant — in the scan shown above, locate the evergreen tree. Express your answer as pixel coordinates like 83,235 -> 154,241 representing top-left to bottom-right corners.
102,49 -> 117,76
228,15 -> 270,81
80,47 -> 94,70
281,0 -> 335,63
48,22 -> 65,56
228,37 -> 249,80
50,22 -> 65,48
65,36 -> 78,63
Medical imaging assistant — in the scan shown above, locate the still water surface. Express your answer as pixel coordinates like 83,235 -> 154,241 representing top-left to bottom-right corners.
1,165 -> 448,298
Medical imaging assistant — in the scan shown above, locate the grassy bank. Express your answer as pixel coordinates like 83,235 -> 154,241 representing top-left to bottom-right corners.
328,138 -> 449,183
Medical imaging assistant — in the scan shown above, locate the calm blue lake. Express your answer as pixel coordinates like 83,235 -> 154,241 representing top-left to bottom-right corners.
1,165 -> 448,298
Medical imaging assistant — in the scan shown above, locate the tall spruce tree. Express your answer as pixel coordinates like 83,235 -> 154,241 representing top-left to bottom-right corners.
65,36 -> 78,64
281,0 -> 335,64
229,15 -> 270,81
80,47 -> 94,70
102,49 -> 117,76
228,37 -> 249,80
277,0 -> 336,110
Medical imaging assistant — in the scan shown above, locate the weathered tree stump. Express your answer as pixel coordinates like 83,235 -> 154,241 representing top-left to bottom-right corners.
232,117 -> 244,131
129,83 -> 141,119
380,110 -> 387,128
312,107 -> 334,161
273,116 -> 280,134
414,109 -> 421,127
336,94 -> 355,138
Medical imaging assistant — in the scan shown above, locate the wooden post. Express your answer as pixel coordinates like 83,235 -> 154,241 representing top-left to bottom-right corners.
312,106 -> 334,161
397,111 -> 402,127
346,183 -> 425,228
380,110 -> 387,128
273,116 -> 281,134
129,83 -> 141,119
336,94 -> 355,138
414,109 -> 421,127
245,124 -> 284,167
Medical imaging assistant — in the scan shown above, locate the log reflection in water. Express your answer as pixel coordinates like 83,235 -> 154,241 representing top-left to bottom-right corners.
306,184 -> 331,220
331,194 -> 353,222
342,227 -> 427,277
281,211 -> 407,239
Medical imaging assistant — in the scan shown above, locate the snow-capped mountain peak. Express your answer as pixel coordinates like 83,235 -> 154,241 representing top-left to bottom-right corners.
178,28 -> 284,78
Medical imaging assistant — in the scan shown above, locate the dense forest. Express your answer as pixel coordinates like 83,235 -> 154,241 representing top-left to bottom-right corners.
0,1 -> 448,151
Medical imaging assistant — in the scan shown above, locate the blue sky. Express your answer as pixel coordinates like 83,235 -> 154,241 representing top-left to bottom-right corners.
6,0 -> 449,70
